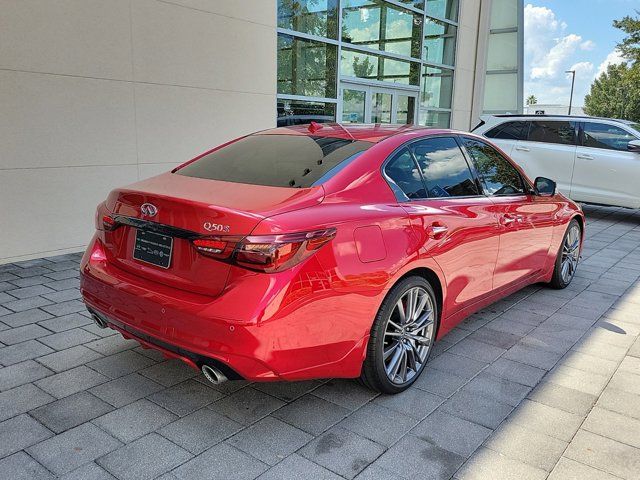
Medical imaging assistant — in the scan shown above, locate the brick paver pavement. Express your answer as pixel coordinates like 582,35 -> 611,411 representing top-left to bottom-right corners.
0,204 -> 639,479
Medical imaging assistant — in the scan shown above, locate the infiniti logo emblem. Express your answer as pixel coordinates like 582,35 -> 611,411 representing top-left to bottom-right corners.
140,203 -> 158,217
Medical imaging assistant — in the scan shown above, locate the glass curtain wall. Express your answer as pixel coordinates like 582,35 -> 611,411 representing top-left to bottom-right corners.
483,0 -> 523,114
277,0 -> 459,127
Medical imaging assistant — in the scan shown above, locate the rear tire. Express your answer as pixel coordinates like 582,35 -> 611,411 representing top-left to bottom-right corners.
549,218 -> 582,289
360,276 -> 438,394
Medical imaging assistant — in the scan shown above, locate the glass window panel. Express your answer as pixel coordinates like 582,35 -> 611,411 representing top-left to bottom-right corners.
412,137 -> 479,197
419,110 -> 450,127
179,133 -> 372,188
398,0 -> 425,10
342,89 -> 366,123
384,148 -> 426,199
371,92 -> 392,123
277,0 -> 338,39
278,34 -> 338,98
582,123 -> 638,151
277,99 -> 336,127
423,17 -> 457,66
490,0 -> 518,29
462,138 -> 525,196
528,121 -> 576,145
425,0 -> 458,21
341,0 -> 422,58
396,95 -> 416,124
487,32 -> 517,71
420,65 -> 453,109
486,121 -> 529,140
483,73 -> 518,112
341,49 -> 420,85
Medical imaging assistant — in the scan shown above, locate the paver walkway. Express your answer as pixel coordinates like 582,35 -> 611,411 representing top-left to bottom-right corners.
0,204 -> 639,479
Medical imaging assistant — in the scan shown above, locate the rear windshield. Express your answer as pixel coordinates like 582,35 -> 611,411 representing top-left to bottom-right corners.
176,134 -> 373,188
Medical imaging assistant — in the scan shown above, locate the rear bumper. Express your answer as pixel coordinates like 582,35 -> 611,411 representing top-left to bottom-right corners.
80,236 -> 372,381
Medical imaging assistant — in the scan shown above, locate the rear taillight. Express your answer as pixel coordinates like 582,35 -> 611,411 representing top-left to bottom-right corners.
191,228 -> 336,273
102,215 -> 117,231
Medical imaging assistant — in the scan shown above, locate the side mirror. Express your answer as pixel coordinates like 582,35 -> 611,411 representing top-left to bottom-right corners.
628,140 -> 640,152
535,177 -> 556,196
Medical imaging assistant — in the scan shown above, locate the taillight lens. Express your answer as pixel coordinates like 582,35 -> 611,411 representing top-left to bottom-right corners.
102,215 -> 117,231
191,228 -> 336,272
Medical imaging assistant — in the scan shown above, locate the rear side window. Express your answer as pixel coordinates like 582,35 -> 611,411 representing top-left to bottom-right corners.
462,138 -> 525,196
582,123 -> 638,151
528,121 -> 576,145
411,137 -> 479,197
176,134 -> 373,188
485,121 -> 529,141
385,148 -> 426,200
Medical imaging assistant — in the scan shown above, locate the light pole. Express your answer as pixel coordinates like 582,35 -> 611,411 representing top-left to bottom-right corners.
566,70 -> 576,115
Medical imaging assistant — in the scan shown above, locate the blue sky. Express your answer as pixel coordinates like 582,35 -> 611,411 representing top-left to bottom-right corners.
524,0 -> 636,107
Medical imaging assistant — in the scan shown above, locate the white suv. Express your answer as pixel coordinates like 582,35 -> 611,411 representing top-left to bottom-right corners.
473,115 -> 640,209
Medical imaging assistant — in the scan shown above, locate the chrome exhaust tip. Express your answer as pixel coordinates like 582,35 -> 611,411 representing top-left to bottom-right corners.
201,364 -> 228,385
91,313 -> 108,329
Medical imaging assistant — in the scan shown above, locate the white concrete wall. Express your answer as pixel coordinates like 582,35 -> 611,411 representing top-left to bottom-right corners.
450,0 -> 484,131
0,0 -> 277,263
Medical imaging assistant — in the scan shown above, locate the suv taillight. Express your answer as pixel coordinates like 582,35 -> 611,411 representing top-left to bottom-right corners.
192,228 -> 336,273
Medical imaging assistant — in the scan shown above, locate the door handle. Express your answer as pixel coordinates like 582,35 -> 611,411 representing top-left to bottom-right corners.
428,224 -> 448,238
515,146 -> 530,152
577,154 -> 594,160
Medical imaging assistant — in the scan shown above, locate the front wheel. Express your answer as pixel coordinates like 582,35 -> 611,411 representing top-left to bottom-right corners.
549,218 -> 582,289
360,276 -> 438,394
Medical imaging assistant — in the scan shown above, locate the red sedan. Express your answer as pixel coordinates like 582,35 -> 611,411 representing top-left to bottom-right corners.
80,124 -> 584,393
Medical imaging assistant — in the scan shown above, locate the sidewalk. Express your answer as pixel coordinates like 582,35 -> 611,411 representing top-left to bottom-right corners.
0,204 -> 639,479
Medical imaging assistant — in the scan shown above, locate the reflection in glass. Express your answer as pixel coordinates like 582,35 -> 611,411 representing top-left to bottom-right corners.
419,110 -> 450,128
342,89 -> 366,123
396,95 -> 416,124
425,0 -> 458,21
341,49 -> 420,85
277,99 -> 336,126
342,0 -> 422,58
420,65 -> 453,109
423,18 -> 457,66
462,139 -> 525,195
385,148 -> 426,199
372,92 -> 392,123
278,34 -> 338,98
278,0 -> 339,39
412,138 -> 478,197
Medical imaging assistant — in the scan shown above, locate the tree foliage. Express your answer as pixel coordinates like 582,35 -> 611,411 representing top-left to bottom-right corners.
526,95 -> 537,106
584,11 -> 640,121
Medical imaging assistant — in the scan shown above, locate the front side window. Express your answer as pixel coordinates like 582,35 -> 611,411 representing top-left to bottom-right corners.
485,121 -> 529,141
462,138 -> 525,196
384,148 -> 426,200
582,123 -> 638,151
411,137 -> 479,197
527,121 -> 576,146
177,134 -> 372,188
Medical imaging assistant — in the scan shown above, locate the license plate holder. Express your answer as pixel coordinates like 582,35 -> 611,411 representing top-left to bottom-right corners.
133,229 -> 173,269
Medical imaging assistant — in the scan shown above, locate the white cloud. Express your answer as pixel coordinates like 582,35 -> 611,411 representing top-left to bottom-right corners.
595,49 -> 627,77
524,3 -> 598,106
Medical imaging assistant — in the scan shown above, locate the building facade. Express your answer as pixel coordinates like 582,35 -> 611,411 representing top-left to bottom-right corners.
0,0 -> 522,263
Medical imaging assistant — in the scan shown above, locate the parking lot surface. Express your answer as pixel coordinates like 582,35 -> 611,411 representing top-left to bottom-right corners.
0,204 -> 639,479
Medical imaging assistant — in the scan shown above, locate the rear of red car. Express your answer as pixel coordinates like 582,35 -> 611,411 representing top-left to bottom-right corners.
80,130 -> 380,381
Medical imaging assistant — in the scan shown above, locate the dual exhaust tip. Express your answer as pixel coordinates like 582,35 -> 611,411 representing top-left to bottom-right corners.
91,311 -> 228,385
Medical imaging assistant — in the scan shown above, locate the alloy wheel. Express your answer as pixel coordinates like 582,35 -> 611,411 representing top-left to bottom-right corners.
561,223 -> 581,284
382,286 -> 435,385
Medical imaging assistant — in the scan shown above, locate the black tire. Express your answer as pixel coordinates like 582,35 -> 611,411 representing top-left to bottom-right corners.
549,218 -> 582,289
360,276 -> 439,394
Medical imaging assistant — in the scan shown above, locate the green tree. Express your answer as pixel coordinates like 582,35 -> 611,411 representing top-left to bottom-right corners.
584,11 -> 640,121
613,11 -> 640,63
526,95 -> 538,106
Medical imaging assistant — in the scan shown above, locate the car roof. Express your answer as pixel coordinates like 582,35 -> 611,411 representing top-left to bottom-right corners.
484,114 -> 636,125
258,123 -> 454,143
